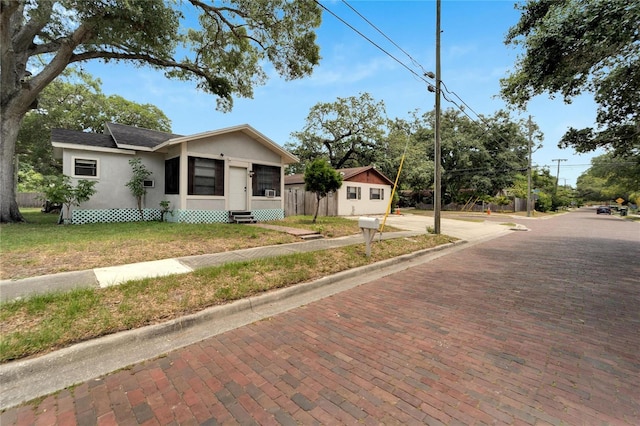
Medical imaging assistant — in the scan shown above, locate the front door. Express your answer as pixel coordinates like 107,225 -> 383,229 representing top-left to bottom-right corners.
229,166 -> 248,211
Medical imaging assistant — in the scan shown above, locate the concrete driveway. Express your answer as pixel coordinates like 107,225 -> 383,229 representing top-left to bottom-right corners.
376,212 -> 516,242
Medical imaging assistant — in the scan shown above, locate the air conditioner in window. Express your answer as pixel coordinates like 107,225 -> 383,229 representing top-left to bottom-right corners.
265,189 -> 276,198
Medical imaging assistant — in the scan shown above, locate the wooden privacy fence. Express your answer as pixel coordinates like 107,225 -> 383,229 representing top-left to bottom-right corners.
17,192 -> 44,208
284,189 -> 338,217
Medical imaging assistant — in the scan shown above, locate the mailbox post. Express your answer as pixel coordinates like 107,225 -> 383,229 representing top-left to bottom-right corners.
358,217 -> 380,257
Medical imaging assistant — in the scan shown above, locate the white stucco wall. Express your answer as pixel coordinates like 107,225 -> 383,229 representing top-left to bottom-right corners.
186,198 -> 226,210
250,198 -> 282,210
60,129 -> 289,219
63,149 -> 166,212
336,182 -> 392,216
187,133 -> 281,164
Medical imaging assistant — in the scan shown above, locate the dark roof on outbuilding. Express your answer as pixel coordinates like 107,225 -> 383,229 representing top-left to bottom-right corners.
284,174 -> 305,185
284,166 -> 393,186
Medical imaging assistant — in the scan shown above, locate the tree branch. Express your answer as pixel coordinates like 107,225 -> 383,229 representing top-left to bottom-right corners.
13,0 -> 53,52
187,0 -> 266,50
68,50 -> 231,98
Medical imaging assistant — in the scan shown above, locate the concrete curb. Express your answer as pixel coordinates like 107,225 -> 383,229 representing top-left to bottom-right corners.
0,239 -> 465,411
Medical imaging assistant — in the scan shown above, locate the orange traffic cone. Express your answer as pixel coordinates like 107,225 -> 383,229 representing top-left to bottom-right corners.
487,207 -> 491,215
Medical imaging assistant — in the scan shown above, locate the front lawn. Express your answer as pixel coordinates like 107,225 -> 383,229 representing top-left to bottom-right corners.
0,210 -> 362,280
0,233 -> 456,362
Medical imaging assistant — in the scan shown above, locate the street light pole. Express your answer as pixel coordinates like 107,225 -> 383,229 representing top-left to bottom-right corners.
433,0 -> 442,234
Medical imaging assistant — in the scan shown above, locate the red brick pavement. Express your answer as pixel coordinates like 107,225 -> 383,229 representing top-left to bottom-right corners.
2,210 -> 639,425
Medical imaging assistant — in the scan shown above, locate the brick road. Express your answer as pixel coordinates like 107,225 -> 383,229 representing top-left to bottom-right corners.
2,209 -> 639,425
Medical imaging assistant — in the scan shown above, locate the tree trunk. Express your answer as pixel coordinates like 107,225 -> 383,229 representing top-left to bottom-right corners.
1,2 -> 86,222
137,196 -> 144,221
312,193 -> 321,223
0,113 -> 25,223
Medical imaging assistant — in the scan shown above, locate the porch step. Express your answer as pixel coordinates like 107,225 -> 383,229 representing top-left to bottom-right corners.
300,233 -> 324,241
229,211 -> 257,224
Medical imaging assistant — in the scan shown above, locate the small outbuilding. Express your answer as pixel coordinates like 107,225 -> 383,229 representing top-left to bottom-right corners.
284,166 -> 394,217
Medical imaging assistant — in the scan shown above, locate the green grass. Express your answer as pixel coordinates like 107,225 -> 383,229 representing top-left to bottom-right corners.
2,209 -> 278,251
0,210 -> 366,280
0,234 -> 456,363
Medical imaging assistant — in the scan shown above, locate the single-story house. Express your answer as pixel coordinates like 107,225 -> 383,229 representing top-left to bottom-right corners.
284,166 -> 394,216
51,123 -> 298,224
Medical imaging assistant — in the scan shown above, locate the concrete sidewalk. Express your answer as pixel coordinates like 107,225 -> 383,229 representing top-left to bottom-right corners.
0,215 -> 514,302
0,215 -> 515,410
0,230 -> 421,302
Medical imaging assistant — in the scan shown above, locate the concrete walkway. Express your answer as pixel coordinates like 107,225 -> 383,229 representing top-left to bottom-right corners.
0,215 -> 513,302
0,215 -> 513,410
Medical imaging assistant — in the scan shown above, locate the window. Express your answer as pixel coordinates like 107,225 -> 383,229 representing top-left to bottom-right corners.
370,188 -> 384,200
74,158 -> 97,177
188,157 -> 224,196
165,157 -> 179,194
347,186 -> 361,200
143,180 -> 155,188
252,164 -> 281,196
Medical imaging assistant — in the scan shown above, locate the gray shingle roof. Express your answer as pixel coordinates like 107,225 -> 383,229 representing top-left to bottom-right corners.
50,128 -> 116,149
106,123 -> 183,149
51,123 -> 184,151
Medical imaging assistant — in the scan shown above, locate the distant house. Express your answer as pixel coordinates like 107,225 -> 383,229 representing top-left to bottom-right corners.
51,123 -> 298,224
284,166 -> 394,217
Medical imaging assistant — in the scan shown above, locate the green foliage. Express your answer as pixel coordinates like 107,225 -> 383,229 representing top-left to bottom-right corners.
303,159 -> 343,223
501,0 -> 640,157
17,69 -> 172,177
287,97 -> 532,205
577,151 -> 639,203
552,189 -> 573,210
288,93 -> 388,170
41,176 -> 97,224
494,196 -> 511,206
381,115 -> 434,193
508,174 -> 529,199
2,0 -> 322,223
125,158 -> 153,220
159,201 -> 172,222
17,163 -> 46,192
535,191 -> 553,213
414,109 -> 531,204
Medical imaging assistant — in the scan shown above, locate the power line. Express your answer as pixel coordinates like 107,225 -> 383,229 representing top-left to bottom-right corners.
318,1 -> 532,157
341,0 -> 430,76
314,0 -> 428,84
342,1 -> 526,148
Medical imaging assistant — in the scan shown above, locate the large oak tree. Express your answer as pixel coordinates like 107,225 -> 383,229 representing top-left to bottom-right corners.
287,92 -> 388,172
500,0 -> 639,157
18,69 -> 171,177
0,0 -> 321,222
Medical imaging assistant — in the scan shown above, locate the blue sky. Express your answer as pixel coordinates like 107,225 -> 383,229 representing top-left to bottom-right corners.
82,0 -> 603,187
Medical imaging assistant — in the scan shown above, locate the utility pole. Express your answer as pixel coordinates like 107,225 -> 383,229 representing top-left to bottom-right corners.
552,158 -> 567,193
527,116 -> 533,218
433,0 -> 442,234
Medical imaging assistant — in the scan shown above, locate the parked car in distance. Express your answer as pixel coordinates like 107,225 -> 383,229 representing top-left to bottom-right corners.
596,206 -> 612,215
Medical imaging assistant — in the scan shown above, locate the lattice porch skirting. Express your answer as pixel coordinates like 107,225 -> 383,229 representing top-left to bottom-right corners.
70,209 -> 284,224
